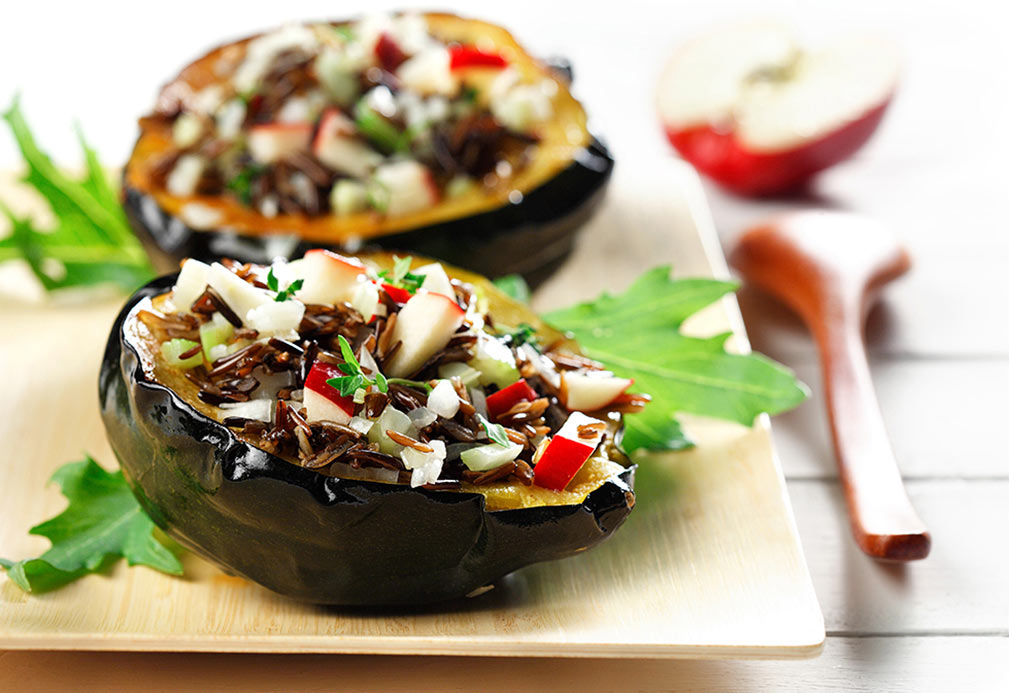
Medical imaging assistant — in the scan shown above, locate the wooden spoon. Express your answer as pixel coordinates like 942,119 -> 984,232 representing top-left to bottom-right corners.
730,210 -> 930,561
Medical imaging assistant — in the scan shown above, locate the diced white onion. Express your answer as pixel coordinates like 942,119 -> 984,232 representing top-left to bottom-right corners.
348,416 -> 374,435
166,154 -> 206,196
427,379 -> 460,419
400,439 -> 446,488
216,98 -> 246,140
460,442 -> 523,472
244,299 -> 305,338
218,399 -> 272,422
407,406 -> 437,429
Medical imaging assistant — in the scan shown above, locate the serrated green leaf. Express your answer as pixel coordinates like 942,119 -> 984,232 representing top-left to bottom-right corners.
0,457 -> 183,593
0,96 -> 154,293
545,266 -> 808,453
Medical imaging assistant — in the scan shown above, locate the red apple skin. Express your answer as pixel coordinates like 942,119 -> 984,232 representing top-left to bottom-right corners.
304,361 -> 355,414
381,283 -> 413,304
665,97 -> 892,196
486,379 -> 538,420
533,436 -> 593,491
375,33 -> 408,72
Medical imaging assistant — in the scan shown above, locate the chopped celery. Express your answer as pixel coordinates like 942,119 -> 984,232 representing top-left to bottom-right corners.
199,314 -> 234,362
354,101 -> 408,153
468,335 -> 520,388
330,179 -> 369,216
161,338 -> 202,369
438,361 -> 482,388
367,405 -> 415,454
460,443 -> 523,472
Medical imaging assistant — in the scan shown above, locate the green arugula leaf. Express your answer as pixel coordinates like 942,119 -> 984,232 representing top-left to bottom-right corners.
0,457 -> 183,593
477,414 -> 512,447
545,266 -> 808,453
0,96 -> 155,293
492,274 -> 531,303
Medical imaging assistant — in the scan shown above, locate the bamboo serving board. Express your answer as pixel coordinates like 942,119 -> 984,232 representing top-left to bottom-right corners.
0,159 -> 824,658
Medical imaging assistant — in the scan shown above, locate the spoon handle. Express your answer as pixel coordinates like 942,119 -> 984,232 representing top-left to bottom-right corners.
815,306 -> 931,561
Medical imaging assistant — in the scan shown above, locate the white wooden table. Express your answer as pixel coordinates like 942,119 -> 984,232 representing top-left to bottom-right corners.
1,0 -> 1007,689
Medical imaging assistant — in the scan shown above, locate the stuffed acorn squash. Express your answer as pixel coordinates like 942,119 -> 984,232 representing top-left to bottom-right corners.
122,12 -> 613,281
99,251 -> 642,605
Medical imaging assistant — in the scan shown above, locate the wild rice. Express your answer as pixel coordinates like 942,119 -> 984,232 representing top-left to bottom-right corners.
385,430 -> 433,453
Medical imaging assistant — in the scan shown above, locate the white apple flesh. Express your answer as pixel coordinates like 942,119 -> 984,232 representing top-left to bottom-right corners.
312,109 -> 383,178
413,262 -> 455,299
658,23 -> 899,195
560,371 -> 633,412
206,262 -> 270,322
373,160 -> 439,217
295,249 -> 369,305
384,291 -> 465,377
303,361 -> 354,425
248,122 -> 312,164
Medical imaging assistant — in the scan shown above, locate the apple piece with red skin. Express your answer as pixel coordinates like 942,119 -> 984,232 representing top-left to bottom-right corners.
312,109 -> 382,179
384,291 -> 465,377
486,378 -> 538,420
303,361 -> 355,425
381,283 -> 413,304
657,23 -> 899,196
375,32 -> 409,72
533,412 -> 606,491
560,371 -> 633,412
373,160 -> 440,217
296,249 -> 368,305
247,122 -> 313,164
449,45 -> 508,70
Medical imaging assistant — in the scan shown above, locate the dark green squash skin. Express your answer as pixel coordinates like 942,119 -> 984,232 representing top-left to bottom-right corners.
123,138 -> 613,285
99,275 -> 635,606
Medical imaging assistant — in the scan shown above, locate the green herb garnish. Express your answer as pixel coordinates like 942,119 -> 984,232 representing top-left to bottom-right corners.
477,414 -> 511,447
544,266 -> 808,453
386,377 -> 433,394
326,335 -> 389,396
377,255 -> 425,294
461,86 -> 480,103
225,164 -> 264,205
0,457 -> 183,593
500,322 -> 538,349
266,267 -> 303,302
0,96 -> 155,293
332,25 -> 355,42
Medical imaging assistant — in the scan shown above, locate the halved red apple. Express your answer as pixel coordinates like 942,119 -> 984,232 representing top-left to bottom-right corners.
296,249 -> 368,305
657,23 -> 899,195
248,122 -> 313,164
384,291 -> 465,377
303,361 -> 355,424
560,371 -> 633,412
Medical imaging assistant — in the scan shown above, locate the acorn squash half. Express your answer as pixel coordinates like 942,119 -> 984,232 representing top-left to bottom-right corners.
98,252 -> 635,605
122,13 -> 613,282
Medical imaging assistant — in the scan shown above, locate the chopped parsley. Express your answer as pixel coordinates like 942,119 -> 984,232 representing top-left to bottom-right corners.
326,335 -> 389,396
477,414 -> 511,447
377,255 -> 425,295
266,267 -> 304,302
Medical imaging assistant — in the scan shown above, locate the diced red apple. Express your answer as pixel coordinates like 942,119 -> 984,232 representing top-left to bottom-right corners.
533,412 -> 606,490
657,23 -> 899,195
303,361 -> 355,424
374,160 -> 439,217
295,249 -> 369,305
248,122 -> 313,164
312,108 -> 382,178
375,32 -> 409,72
448,45 -> 508,71
381,283 -> 413,304
383,291 -> 465,377
413,262 -> 455,299
560,371 -> 633,412
486,379 -> 538,420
